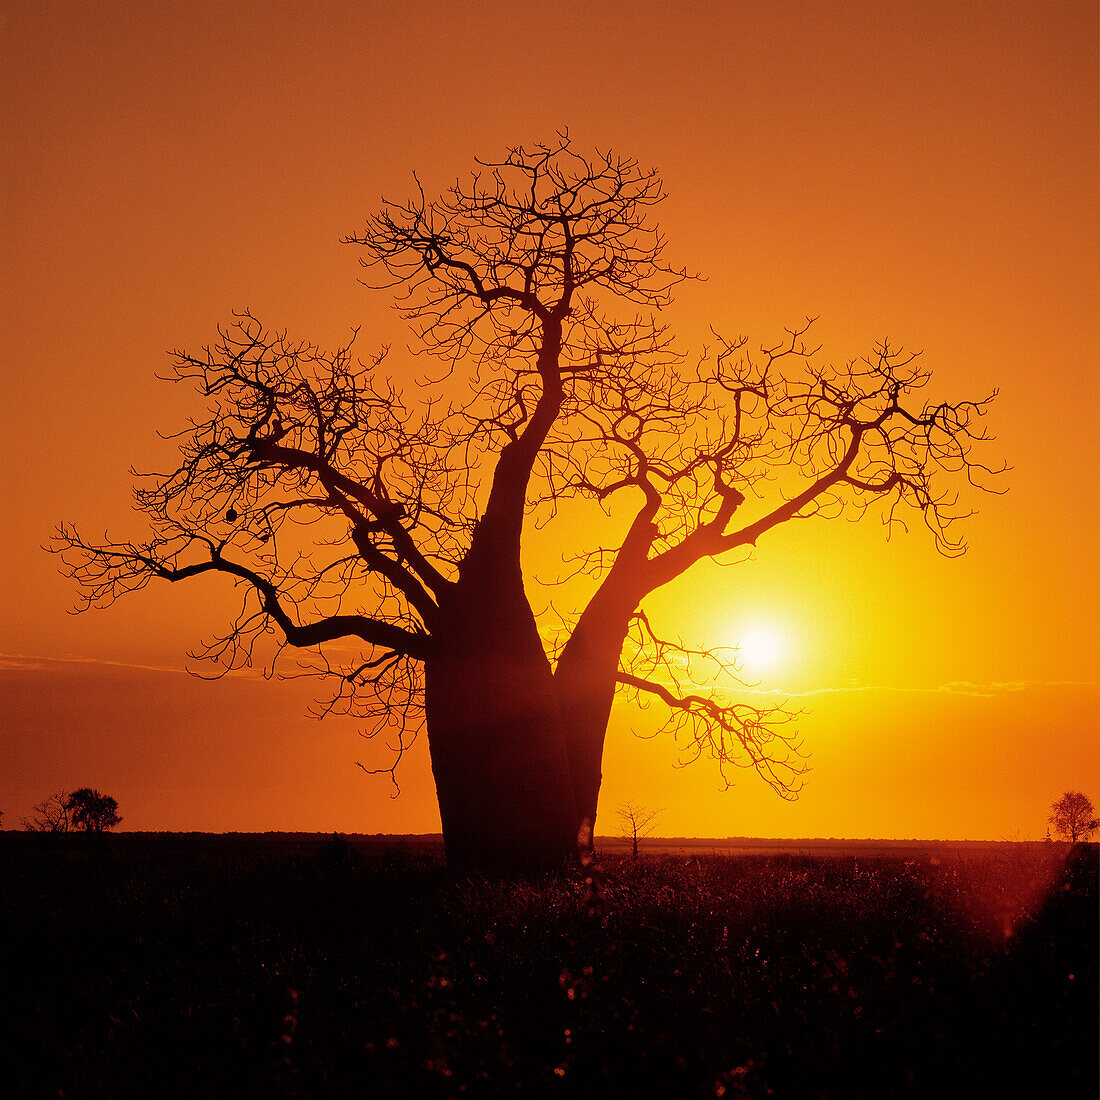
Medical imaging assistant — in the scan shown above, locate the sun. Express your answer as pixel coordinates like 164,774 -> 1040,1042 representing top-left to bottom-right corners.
738,626 -> 784,673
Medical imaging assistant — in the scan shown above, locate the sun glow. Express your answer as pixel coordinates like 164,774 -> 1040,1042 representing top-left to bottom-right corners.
738,627 -> 784,673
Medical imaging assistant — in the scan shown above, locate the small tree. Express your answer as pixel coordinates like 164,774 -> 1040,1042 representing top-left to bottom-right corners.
23,790 -> 72,832
616,800 -> 662,858
1048,791 -> 1099,843
66,788 -> 122,833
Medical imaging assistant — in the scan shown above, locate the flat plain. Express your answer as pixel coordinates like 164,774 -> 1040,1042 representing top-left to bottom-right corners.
2,833 -> 1095,1097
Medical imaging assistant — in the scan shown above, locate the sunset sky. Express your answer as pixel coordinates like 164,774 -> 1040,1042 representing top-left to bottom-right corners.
2,0 -> 1096,840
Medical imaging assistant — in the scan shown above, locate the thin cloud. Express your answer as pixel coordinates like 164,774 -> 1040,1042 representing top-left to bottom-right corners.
0,652 -> 264,679
736,679 -> 1098,700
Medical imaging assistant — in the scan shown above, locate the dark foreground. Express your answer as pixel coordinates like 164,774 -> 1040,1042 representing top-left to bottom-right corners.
1,835 -> 1095,1098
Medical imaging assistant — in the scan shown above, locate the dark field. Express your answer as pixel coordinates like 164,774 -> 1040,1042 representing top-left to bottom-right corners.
1,834 -> 1095,1098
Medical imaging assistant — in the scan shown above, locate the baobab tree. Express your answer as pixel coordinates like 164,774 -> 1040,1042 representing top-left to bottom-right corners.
55,136 -> 998,871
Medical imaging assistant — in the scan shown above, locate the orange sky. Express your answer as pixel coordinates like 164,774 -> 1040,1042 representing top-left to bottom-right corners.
2,0 -> 1096,839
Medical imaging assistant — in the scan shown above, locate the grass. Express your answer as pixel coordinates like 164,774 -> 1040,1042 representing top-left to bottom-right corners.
1,835 -> 1095,1097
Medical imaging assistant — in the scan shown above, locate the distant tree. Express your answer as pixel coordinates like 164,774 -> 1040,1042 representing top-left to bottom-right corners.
23,790 -> 73,832
66,788 -> 122,833
616,800 -> 662,858
1048,791 -> 1099,843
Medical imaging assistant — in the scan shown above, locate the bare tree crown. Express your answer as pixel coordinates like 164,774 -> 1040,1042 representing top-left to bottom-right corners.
53,135 -> 1000,797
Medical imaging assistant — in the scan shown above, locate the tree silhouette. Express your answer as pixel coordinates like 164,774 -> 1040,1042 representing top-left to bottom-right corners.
21,789 -> 121,834
54,136 -> 998,871
66,788 -> 122,833
1048,791 -> 1099,843
23,790 -> 72,833
616,800 -> 662,858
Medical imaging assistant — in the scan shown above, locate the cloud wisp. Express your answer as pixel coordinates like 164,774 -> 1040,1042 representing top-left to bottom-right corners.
735,679 -> 1098,700
0,652 -> 264,680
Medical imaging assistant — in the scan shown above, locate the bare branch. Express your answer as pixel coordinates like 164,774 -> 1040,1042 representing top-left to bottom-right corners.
613,611 -> 807,797
53,524 -> 433,662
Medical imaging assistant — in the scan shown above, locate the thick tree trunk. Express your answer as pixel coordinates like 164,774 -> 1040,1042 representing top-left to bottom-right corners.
556,592 -> 636,846
418,319 -> 604,873
424,574 -> 580,873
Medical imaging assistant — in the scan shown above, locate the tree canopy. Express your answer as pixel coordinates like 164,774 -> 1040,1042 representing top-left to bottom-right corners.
66,788 -> 122,834
55,137 -> 998,869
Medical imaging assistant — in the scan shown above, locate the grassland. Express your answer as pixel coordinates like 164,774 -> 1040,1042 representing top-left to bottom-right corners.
1,834 -> 1095,1097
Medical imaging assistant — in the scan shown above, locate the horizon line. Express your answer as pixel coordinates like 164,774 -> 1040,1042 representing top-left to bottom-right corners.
2,651 -> 1096,700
